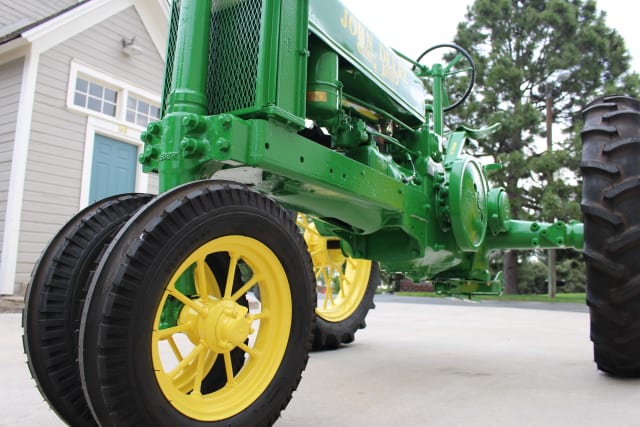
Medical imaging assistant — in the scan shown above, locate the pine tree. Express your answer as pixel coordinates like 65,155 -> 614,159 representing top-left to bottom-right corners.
450,0 -> 639,293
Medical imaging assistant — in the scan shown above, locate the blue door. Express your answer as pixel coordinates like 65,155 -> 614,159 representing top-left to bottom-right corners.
89,134 -> 138,203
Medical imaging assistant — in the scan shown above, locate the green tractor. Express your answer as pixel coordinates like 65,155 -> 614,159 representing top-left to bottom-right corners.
23,0 -> 640,425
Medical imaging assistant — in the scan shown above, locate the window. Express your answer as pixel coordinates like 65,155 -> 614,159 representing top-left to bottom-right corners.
67,62 -> 161,128
73,78 -> 118,117
127,96 -> 160,127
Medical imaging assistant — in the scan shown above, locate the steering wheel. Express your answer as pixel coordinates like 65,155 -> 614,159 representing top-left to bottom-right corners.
414,43 -> 476,111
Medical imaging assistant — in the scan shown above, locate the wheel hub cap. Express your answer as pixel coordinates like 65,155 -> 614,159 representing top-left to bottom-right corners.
178,299 -> 252,353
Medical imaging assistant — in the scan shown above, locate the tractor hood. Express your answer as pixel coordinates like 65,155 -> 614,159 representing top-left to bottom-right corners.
309,0 -> 427,124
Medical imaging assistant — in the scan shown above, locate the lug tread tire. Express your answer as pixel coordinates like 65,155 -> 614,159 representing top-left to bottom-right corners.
22,193 -> 153,427
79,180 -> 315,427
581,95 -> 640,377
312,262 -> 379,350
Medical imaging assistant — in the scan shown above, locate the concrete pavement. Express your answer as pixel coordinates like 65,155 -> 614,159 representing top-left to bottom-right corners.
3,297 -> 639,426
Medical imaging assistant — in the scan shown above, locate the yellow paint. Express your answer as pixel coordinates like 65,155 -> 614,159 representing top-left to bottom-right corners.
151,235 -> 292,421
298,214 -> 372,322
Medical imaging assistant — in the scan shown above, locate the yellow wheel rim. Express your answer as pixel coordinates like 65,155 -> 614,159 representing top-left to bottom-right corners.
297,215 -> 372,322
151,236 -> 292,421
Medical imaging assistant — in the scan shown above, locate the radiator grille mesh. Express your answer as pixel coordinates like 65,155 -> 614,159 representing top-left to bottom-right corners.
162,0 -> 265,116
207,0 -> 264,115
161,0 -> 181,116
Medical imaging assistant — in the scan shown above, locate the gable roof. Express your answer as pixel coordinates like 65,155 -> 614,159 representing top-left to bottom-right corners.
0,0 -> 169,58
0,1 -> 86,44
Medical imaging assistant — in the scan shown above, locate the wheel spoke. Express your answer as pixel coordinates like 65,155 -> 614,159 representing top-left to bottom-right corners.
297,220 -> 319,236
154,322 -> 194,341
167,337 -> 183,362
295,214 -> 306,225
230,274 -> 262,302
249,311 -> 268,321
448,67 -> 473,76
309,248 -> 324,257
337,270 -> 347,297
224,253 -> 240,299
340,270 -> 352,287
322,269 -> 335,309
194,259 -> 211,299
166,288 -> 207,317
223,351 -> 235,385
444,52 -> 464,73
191,343 -> 208,396
237,342 -> 256,359
169,342 -> 207,379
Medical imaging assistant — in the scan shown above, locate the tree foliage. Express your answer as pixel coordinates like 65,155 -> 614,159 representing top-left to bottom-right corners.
450,0 -> 640,292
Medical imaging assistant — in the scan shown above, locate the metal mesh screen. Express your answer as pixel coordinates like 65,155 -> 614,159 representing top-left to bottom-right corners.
161,0 -> 182,117
207,0 -> 264,115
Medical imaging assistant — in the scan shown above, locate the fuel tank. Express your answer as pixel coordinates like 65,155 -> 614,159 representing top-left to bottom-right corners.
309,0 -> 427,126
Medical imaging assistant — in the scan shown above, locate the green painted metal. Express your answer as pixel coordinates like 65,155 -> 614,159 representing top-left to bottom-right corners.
144,0 -> 584,296
448,157 -> 489,252
166,0 -> 211,116
308,0 -> 425,125
306,37 -> 341,126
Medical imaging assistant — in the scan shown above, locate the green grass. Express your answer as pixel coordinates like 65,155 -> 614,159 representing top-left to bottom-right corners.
393,291 -> 586,304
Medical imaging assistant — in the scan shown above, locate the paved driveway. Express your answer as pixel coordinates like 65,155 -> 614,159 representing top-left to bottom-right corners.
3,297 -> 639,426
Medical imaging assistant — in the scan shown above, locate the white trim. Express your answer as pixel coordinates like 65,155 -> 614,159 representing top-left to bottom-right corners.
20,0 -> 168,60
0,0 -> 169,64
22,0 -> 134,52
68,62 -> 158,207
67,61 -> 161,128
0,48 -> 39,295
134,0 -> 170,61
79,116 -> 149,210
68,61 -> 161,105
0,39 -> 29,65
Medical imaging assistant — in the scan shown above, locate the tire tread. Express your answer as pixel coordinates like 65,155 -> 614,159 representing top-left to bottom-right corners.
581,95 -> 640,377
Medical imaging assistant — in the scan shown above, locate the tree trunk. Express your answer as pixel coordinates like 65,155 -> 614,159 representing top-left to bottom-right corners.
503,250 -> 518,294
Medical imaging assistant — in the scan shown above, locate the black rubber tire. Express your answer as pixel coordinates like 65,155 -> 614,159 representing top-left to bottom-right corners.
22,193 -> 153,427
312,262 -> 379,350
581,95 -> 640,377
79,180 -> 315,426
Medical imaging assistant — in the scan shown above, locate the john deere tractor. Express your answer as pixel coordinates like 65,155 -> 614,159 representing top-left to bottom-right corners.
23,0 -> 640,425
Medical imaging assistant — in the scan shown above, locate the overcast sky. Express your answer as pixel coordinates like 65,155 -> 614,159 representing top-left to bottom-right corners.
341,0 -> 640,74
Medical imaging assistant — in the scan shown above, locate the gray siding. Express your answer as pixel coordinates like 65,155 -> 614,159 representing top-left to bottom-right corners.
16,6 -> 164,286
51,6 -> 165,94
0,0 -> 78,29
0,57 -> 23,268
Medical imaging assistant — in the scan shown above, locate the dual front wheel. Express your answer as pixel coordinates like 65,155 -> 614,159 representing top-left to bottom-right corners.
24,181 -> 377,426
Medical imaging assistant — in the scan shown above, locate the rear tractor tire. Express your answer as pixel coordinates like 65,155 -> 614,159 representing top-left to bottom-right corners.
297,215 -> 378,350
581,95 -> 640,377
79,181 -> 315,426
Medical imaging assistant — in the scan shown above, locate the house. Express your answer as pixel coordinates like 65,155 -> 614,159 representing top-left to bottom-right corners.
0,0 -> 169,295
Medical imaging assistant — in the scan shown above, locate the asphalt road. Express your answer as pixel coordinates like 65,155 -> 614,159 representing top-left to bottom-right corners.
3,297 -> 639,427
